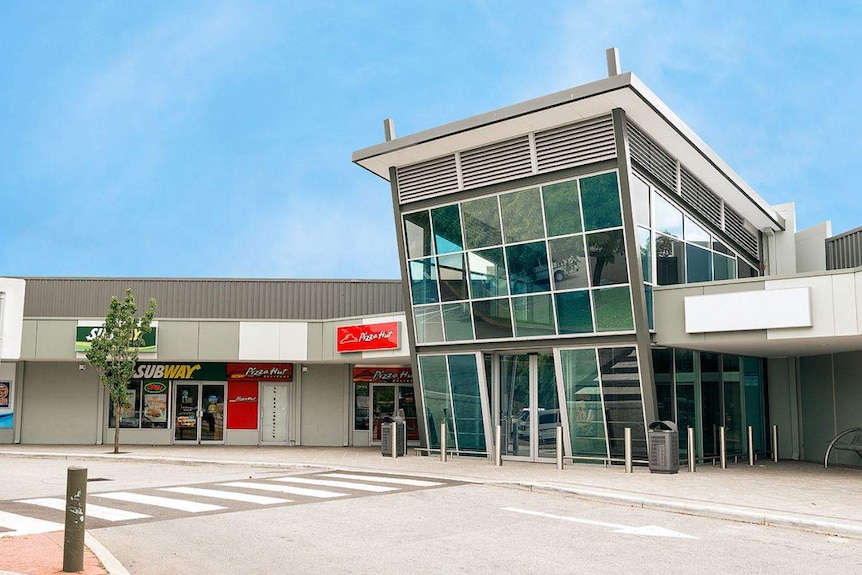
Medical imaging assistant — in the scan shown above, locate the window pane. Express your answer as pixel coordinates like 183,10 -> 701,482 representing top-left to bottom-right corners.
652,349 -> 673,421
638,227 -> 652,283
631,174 -> 651,227
580,172 -> 622,231
593,286 -> 634,332
404,211 -> 434,259
654,194 -> 683,238
511,294 -> 555,337
713,239 -> 731,255
656,234 -> 685,285
462,196 -> 502,249
438,253 -> 468,302
354,383 -> 369,430
472,298 -> 513,339
738,259 -> 759,278
542,180 -> 582,236
500,188 -> 544,243
559,348 -> 605,457
555,290 -> 593,334
432,204 -> 464,254
599,347 -> 646,459
684,216 -> 710,248
442,303 -> 474,341
142,382 -> 168,429
467,248 -> 508,299
548,235 -> 588,290
418,355 -> 455,450
110,382 -> 142,429
414,305 -> 443,344
587,230 -> 629,286
686,244 -> 713,283
506,241 -> 551,294
713,253 -> 737,281
409,258 -> 439,304
448,354 -> 486,452
645,284 -> 654,330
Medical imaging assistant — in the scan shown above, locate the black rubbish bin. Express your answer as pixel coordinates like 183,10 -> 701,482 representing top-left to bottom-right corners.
648,420 -> 679,474
381,416 -> 407,457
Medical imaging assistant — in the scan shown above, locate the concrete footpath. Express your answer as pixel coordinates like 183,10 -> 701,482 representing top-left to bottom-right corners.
2,445 -> 861,574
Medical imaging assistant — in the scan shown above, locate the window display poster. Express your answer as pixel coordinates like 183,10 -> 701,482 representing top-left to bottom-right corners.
0,382 -> 9,408
0,381 -> 11,430
143,387 -> 168,424
227,381 -> 259,430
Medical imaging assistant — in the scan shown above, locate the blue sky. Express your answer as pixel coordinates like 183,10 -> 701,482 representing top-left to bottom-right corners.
2,1 -> 860,279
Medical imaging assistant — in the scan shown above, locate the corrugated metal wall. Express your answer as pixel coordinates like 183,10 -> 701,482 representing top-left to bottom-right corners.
826,227 -> 862,270
22,278 -> 405,320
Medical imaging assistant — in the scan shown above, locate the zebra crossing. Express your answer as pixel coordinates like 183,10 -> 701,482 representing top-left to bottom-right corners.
0,471 -> 454,538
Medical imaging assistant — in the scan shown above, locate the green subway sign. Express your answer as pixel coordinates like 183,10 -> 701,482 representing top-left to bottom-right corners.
75,324 -> 158,353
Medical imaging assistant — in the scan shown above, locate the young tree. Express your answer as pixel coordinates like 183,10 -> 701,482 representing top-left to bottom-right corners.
85,289 -> 157,454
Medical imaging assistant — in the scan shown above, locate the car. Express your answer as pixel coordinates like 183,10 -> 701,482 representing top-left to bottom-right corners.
516,409 -> 561,444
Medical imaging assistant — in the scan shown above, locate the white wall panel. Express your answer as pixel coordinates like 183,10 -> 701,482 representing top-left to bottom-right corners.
279,323 -> 308,361
0,278 -> 26,360
684,287 -> 811,333
831,274 -> 858,337
238,323 -> 280,360
766,277 -> 833,340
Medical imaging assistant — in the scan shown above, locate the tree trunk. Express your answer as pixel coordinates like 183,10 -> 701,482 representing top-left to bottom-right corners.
113,399 -> 121,454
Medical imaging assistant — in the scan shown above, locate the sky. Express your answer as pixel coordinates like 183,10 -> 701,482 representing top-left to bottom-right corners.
2,1 -> 861,280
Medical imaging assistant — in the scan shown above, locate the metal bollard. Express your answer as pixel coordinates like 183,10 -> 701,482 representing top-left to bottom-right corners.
772,424 -> 779,463
440,422 -> 447,463
495,425 -> 502,467
688,427 -> 696,473
719,426 -> 727,469
748,425 -> 755,466
391,422 -> 398,459
556,426 -> 563,470
624,427 -> 632,473
63,466 -> 88,573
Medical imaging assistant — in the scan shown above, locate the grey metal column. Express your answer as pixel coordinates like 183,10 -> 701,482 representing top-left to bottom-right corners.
495,424 -> 502,467
556,426 -> 564,470
748,426 -> 755,466
687,427 -> 696,472
719,427 -> 727,469
772,424 -> 779,463
440,422 -> 447,463
624,427 -> 633,473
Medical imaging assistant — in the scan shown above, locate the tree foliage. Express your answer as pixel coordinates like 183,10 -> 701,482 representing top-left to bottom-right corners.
85,288 -> 157,454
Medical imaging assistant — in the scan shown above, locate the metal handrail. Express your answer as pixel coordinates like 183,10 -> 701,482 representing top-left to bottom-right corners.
824,427 -> 862,468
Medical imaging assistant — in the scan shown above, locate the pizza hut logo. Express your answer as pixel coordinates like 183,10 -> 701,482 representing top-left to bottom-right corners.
337,322 -> 399,352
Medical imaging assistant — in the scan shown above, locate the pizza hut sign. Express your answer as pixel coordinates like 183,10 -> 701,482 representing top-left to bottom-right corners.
337,322 -> 399,353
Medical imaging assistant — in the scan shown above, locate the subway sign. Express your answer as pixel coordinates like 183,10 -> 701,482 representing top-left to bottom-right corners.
134,362 -> 226,380
75,321 -> 158,353
337,322 -> 399,353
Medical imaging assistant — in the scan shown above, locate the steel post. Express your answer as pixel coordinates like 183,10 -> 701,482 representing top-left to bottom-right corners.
687,426 -> 696,473
495,425 -> 502,467
772,424 -> 779,463
556,426 -> 563,470
624,427 -> 632,473
748,425 -> 755,466
63,466 -> 87,573
719,426 -> 727,469
440,422 -> 447,463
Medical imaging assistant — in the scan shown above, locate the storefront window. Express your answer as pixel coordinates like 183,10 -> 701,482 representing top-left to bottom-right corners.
559,348 -> 606,457
598,347 -> 646,459
354,383 -> 370,431
109,380 -> 168,429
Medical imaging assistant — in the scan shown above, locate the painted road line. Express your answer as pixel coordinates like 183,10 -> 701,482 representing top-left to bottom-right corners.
219,481 -> 346,499
321,473 -> 443,487
502,507 -> 696,539
159,487 -> 291,505
94,492 -> 225,513
0,510 -> 63,537
18,498 -> 150,521
270,477 -> 398,493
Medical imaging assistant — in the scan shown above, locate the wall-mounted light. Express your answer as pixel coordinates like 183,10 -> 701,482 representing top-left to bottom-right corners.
79,363 -> 87,371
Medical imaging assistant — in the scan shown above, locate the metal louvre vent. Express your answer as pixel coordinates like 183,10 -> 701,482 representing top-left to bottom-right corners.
460,135 -> 532,189
535,115 -> 616,172
680,168 -> 722,228
396,155 -> 459,204
723,207 -> 759,258
826,227 -> 862,270
627,122 -> 676,192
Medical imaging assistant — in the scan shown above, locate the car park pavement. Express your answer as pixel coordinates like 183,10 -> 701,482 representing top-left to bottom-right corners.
1,444 -> 861,574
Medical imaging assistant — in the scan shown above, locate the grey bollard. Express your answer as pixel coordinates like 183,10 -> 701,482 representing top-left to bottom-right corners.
440,422 -> 447,463
556,425 -> 563,470
624,427 -> 632,473
687,426 -> 696,473
772,424 -> 779,463
63,466 -> 88,573
719,427 -> 727,469
748,425 -> 755,466
391,422 -> 398,459
495,425 -> 502,467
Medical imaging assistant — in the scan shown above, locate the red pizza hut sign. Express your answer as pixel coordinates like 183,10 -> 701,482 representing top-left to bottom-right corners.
227,363 -> 293,382
337,322 -> 399,353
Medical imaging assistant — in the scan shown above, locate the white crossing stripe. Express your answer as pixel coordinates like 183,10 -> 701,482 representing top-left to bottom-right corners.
270,477 -> 398,493
320,473 -> 443,487
219,481 -> 346,499
159,487 -> 291,505
17,498 -> 150,522
0,510 -> 63,537
94,492 -> 225,513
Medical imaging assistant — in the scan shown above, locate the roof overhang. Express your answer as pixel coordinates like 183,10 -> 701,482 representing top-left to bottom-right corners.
353,72 -> 784,231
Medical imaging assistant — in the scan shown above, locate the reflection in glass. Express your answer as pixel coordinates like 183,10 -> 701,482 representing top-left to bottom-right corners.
506,241 -> 551,295
555,291 -> 593,334
713,239 -> 731,255
472,298 -> 513,339
580,172 -> 622,231
442,303 -> 473,341
656,234 -> 685,285
462,196 -> 503,249
467,248 -> 508,299
587,230 -> 629,286
354,383 -> 369,431
593,286 -> 634,332
701,352 -> 721,457
598,347 -> 646,459
500,188 -> 544,243
418,355 -> 455,450
654,194 -> 683,237
738,259 -> 759,278
200,384 -> 224,442
542,180 -> 582,237
432,204 -> 464,254
437,253 -> 468,302
560,348 -> 606,458
631,174 -> 651,227
413,305 -> 443,344
722,355 -> 743,454
638,227 -> 652,283
500,354 -> 530,457
684,216 -> 710,248
511,294 -> 555,337
675,349 -> 696,456
686,244 -> 713,284
372,385 -> 395,442
645,284 -> 654,330
448,354 -> 486,452
549,235 -> 588,290
713,253 -> 737,281
404,211 -> 434,259
744,357 -> 765,451
652,349 -> 674,421
536,354 -> 560,459
409,258 -> 439,304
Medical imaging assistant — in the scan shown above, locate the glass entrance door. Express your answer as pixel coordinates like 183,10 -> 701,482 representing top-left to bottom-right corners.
371,385 -> 420,443
174,383 -> 225,443
499,353 -> 559,461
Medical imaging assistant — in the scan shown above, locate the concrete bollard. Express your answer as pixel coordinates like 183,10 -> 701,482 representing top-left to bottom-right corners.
63,466 -> 88,573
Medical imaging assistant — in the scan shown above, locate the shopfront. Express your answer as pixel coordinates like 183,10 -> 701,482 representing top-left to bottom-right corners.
352,367 -> 419,445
